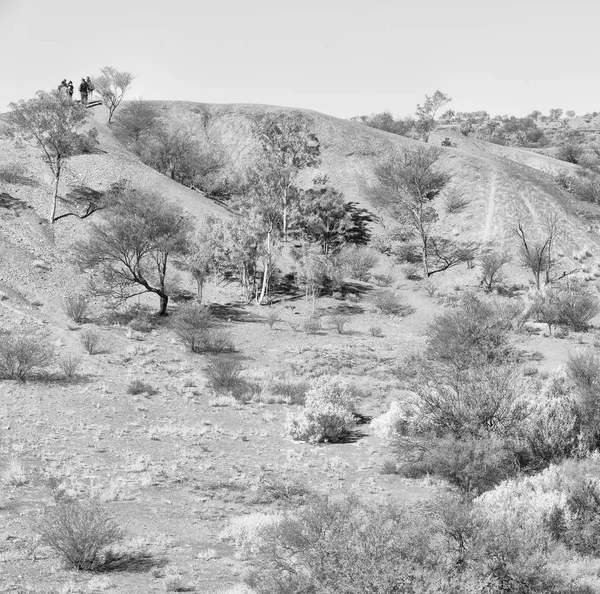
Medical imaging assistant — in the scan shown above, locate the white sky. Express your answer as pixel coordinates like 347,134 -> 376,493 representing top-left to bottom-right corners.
0,0 -> 598,119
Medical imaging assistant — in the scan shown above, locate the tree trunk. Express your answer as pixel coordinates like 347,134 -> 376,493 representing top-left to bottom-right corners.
158,293 -> 169,315
257,230 -> 272,304
51,165 -> 61,223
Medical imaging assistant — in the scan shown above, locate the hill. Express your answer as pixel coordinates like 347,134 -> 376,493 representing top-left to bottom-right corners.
3,100 -> 600,592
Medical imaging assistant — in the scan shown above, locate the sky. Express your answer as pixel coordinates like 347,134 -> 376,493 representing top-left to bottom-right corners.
0,0 -> 598,119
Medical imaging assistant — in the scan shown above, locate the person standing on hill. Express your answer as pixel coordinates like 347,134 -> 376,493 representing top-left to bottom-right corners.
67,81 -> 74,100
86,76 -> 95,102
57,79 -> 68,99
79,78 -> 88,106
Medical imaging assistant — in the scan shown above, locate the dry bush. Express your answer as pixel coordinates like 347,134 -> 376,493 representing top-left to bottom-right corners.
0,332 -> 53,381
329,313 -> 350,334
58,354 -> 81,380
32,498 -> 123,571
527,280 -> 600,333
63,295 -> 88,324
426,293 -> 514,367
372,290 -> 412,316
171,302 -> 212,351
205,356 -> 244,394
479,251 -> 511,291
368,325 -> 383,337
127,380 -> 158,395
303,314 -> 322,335
343,247 -> 379,281
266,377 -> 309,405
80,329 -> 102,355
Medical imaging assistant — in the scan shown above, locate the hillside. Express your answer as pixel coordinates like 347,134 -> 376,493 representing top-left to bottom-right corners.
148,100 -> 600,277
3,100 -> 600,593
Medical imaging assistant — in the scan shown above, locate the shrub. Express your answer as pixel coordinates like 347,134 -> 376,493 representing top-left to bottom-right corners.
426,293 -> 514,367
264,308 -> 281,329
63,295 -> 88,324
400,434 -> 520,495
401,263 -> 422,280
329,313 -> 350,334
243,495 -> 444,594
286,375 -> 358,443
372,290 -> 412,316
343,246 -> 379,281
527,280 -> 600,332
32,498 -> 123,571
0,163 -> 34,185
204,356 -> 244,394
171,302 -> 212,351
58,354 -> 81,380
303,314 -> 322,335
267,377 -> 309,405
0,332 -> 53,381
206,329 -> 236,353
80,329 -> 102,355
479,251 -> 511,291
444,188 -> 469,214
127,380 -> 157,395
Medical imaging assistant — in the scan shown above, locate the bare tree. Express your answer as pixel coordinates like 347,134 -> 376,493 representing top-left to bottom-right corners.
515,215 -> 560,289
5,91 -> 96,222
94,67 -> 135,124
76,190 -> 192,315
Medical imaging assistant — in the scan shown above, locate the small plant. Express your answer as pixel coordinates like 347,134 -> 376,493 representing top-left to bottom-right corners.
401,264 -> 422,280
171,303 -> 212,351
423,280 -> 437,297
2,459 -> 28,486
264,308 -> 281,329
165,576 -> 196,592
372,290 -> 412,316
63,295 -> 88,324
369,325 -> 383,337
329,313 -> 350,334
0,332 -> 53,381
80,329 -> 102,355
204,356 -> 244,394
303,315 -> 322,335
127,380 -> 157,396
31,498 -> 124,571
479,251 -> 511,292
207,330 -> 236,354
379,459 -> 397,475
344,247 -> 380,282
444,188 -> 469,214
59,354 -> 81,380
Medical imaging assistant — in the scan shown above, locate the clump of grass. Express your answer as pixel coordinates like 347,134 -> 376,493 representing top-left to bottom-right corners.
2,459 -> 28,486
80,329 -> 102,355
205,356 -> 244,394
127,380 -> 158,396
59,354 -> 81,380
63,295 -> 88,324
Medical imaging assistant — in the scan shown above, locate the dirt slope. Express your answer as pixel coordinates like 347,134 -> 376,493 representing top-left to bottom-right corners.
156,101 -> 600,270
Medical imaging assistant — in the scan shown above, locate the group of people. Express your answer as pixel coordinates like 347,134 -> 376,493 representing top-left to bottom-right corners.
57,76 -> 95,106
